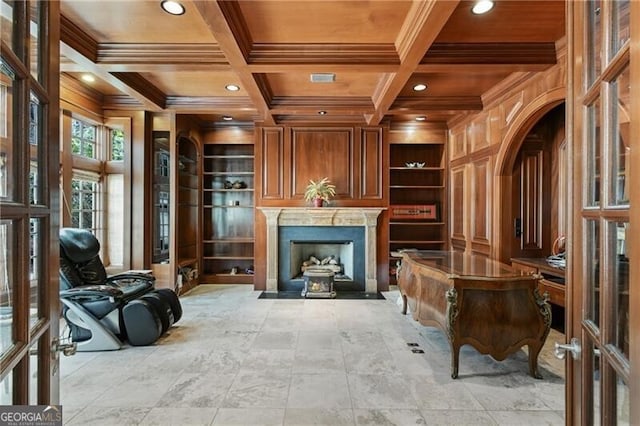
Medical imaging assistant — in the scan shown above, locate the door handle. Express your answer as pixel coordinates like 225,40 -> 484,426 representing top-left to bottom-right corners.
554,337 -> 581,360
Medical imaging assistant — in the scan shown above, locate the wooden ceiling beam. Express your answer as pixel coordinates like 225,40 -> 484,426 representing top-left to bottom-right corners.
165,96 -> 258,114
60,42 -> 165,111
390,96 -> 483,112
366,0 -> 460,125
247,63 -> 398,73
248,43 -> 400,65
193,0 -> 275,125
96,43 -> 228,65
415,63 -> 553,73
423,42 -> 557,65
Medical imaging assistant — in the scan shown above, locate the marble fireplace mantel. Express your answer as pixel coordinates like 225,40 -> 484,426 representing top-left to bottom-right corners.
257,207 -> 385,293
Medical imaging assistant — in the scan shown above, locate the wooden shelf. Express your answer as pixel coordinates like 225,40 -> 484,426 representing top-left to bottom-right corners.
203,238 -> 254,243
204,171 -> 254,176
390,185 -> 445,189
390,221 -> 445,225
203,256 -> 254,260
204,188 -> 254,192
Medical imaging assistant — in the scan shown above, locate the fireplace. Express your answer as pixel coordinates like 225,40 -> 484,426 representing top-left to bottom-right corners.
258,207 -> 385,294
279,226 -> 365,292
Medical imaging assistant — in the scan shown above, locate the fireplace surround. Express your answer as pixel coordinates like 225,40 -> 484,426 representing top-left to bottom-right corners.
258,208 -> 385,294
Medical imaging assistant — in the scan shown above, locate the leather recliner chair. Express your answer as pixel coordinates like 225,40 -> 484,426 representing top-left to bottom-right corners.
59,228 -> 182,351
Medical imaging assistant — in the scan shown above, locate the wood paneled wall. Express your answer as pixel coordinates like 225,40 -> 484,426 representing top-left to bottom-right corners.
448,40 -> 567,262
256,125 -> 386,206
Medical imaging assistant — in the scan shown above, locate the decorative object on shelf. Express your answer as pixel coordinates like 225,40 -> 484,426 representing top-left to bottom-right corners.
390,204 -> 438,220
303,177 -> 336,207
231,180 -> 247,189
224,180 -> 233,189
405,162 -> 425,168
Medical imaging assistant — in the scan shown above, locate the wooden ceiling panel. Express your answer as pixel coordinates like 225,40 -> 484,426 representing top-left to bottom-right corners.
237,1 -> 412,44
139,71 -> 246,97
266,72 -> 382,97
402,71 -> 511,97
64,72 -> 124,96
60,0 -> 216,44
436,1 -> 565,43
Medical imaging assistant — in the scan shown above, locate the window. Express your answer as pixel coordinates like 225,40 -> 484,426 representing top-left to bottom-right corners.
70,175 -> 99,233
71,118 -> 97,158
61,113 -> 129,268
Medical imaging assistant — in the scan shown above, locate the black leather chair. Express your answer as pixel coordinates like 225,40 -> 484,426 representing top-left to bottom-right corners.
59,228 -> 182,351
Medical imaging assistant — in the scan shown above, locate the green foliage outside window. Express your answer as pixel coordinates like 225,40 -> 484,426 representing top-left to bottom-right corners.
111,128 -> 124,160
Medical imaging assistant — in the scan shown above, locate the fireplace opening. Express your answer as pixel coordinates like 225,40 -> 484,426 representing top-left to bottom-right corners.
289,241 -> 354,281
278,226 -> 365,293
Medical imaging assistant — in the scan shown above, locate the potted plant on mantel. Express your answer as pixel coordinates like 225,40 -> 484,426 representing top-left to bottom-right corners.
304,177 -> 336,207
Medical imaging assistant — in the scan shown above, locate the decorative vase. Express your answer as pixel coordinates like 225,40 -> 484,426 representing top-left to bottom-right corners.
313,198 -> 324,207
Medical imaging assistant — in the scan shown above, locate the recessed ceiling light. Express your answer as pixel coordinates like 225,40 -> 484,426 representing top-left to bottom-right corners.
415,116 -> 427,121
222,116 -> 233,121
472,0 -> 494,15
318,110 -> 327,115
80,74 -> 95,83
161,1 -> 185,15
413,83 -> 427,92
225,84 -> 240,92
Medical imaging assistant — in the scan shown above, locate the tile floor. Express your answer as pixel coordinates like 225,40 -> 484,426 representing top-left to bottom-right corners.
60,285 -> 566,425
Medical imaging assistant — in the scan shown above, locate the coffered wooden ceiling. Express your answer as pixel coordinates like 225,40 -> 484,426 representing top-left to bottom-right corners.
59,0 -> 565,126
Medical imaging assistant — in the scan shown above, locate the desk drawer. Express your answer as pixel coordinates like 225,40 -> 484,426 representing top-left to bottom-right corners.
539,279 -> 565,307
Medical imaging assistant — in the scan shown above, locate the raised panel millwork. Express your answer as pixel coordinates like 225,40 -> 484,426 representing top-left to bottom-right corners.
360,128 -> 383,199
520,150 -> 543,250
291,128 -> 353,199
451,129 -> 466,160
261,128 -> 284,199
472,158 -> 490,244
451,165 -> 465,241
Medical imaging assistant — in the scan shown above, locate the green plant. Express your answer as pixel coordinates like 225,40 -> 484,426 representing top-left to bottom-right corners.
304,177 -> 336,203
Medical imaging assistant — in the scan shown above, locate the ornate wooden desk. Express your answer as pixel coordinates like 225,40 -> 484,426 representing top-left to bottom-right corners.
397,251 -> 551,379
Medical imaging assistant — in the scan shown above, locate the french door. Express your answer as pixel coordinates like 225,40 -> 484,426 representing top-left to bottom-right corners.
566,1 -> 638,424
0,1 -> 61,404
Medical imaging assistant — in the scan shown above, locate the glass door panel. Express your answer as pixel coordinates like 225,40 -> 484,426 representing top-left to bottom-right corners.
29,91 -> 44,205
610,67 -> 630,206
611,1 -> 630,53
29,1 -> 43,81
615,372 -> 630,425
586,100 -> 601,207
610,221 -> 629,359
585,218 -> 601,328
587,0 -> 602,86
0,59 -> 17,202
0,220 -> 16,354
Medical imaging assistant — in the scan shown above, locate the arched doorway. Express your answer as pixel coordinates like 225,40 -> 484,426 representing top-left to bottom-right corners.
492,88 -> 566,264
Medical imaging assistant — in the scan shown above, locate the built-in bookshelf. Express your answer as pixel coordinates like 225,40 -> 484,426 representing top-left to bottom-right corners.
388,140 -> 447,285
201,143 -> 255,284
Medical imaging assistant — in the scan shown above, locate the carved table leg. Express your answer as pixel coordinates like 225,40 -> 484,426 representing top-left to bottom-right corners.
528,343 -> 544,379
401,294 -> 408,315
450,342 -> 460,379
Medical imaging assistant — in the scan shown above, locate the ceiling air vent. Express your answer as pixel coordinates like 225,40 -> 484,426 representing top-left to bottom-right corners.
310,73 -> 336,83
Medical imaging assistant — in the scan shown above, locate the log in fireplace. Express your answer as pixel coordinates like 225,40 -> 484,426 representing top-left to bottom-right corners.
278,226 -> 364,292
